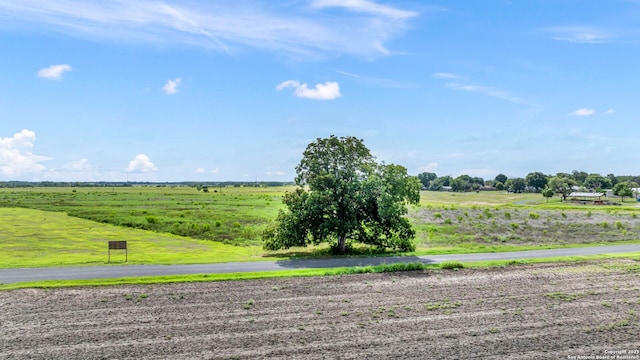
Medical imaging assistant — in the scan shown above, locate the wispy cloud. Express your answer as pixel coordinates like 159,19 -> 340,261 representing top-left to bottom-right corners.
126,154 -> 157,173
338,70 -> 418,89
0,0 -> 418,59
162,78 -> 182,95
572,108 -> 595,116
446,82 -> 525,104
605,108 -> 615,115
276,80 -> 341,100
310,0 -> 417,20
37,64 -> 72,80
433,71 -> 526,105
545,26 -> 612,44
432,72 -> 460,79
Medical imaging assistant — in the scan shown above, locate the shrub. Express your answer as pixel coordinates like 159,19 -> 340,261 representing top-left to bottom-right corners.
510,223 -> 519,230
529,212 -> 540,219
145,216 -> 159,224
440,260 -> 464,270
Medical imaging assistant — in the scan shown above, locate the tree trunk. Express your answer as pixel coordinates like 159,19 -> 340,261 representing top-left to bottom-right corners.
338,234 -> 347,254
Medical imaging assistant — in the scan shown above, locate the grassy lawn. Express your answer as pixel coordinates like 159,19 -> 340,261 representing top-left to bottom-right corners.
0,207 -> 271,268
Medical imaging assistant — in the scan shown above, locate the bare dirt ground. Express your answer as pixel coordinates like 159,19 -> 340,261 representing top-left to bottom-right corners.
2,261 -> 640,359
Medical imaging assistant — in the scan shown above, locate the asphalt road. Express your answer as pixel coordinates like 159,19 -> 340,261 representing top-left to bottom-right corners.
1,244 -> 639,284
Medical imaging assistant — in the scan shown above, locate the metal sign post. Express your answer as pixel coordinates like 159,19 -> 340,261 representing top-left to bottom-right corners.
108,241 -> 128,263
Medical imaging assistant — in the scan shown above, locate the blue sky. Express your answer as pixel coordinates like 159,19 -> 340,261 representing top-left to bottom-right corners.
1,0 -> 638,182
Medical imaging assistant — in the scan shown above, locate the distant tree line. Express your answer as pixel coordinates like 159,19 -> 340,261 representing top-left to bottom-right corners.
0,181 -> 295,188
417,170 -> 640,200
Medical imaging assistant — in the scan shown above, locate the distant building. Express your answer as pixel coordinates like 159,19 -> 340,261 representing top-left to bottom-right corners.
567,192 -> 605,204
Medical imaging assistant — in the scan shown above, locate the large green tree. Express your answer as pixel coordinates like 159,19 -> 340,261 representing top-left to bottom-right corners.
613,181 -> 638,201
547,176 -> 576,201
263,136 -> 421,254
584,173 -> 611,191
417,172 -> 437,189
494,174 -> 508,184
525,171 -> 548,191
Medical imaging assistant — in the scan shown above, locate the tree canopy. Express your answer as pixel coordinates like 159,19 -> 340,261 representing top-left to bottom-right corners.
525,172 -> 548,190
547,176 -> 576,201
263,136 -> 421,254
613,181 -> 638,201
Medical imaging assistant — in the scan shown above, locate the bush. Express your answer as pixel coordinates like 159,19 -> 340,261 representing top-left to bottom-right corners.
145,216 -> 159,224
440,260 -> 464,270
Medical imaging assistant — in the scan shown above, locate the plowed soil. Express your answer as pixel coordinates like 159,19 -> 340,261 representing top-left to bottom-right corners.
2,261 -> 640,359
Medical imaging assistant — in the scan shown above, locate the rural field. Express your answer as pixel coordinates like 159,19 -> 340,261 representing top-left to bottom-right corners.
1,260 -> 639,359
1,186 -> 640,268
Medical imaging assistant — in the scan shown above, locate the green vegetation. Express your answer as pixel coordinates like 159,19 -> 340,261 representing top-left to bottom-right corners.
263,135 -> 421,253
0,185 -> 287,247
545,292 -> 584,302
425,299 -> 463,311
0,207 -> 267,267
439,260 -> 464,269
1,184 -> 639,270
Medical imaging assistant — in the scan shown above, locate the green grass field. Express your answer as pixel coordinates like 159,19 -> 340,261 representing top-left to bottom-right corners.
1,186 -> 639,269
0,207 -> 271,267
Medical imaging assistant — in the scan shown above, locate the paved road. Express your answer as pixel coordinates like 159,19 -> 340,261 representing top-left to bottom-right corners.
1,244 -> 639,284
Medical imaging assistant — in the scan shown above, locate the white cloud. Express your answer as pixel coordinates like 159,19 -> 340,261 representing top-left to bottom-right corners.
605,108 -> 615,115
126,154 -> 157,173
572,108 -> 595,116
276,80 -> 341,100
62,158 -> 91,171
211,168 -> 220,174
0,129 -> 51,178
545,26 -> 611,44
418,162 -> 438,173
195,167 -> 206,174
0,0 -> 419,59
37,64 -> 72,80
162,78 -> 182,95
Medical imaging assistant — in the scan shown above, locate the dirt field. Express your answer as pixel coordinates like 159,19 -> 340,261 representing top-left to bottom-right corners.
2,261 -> 640,359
